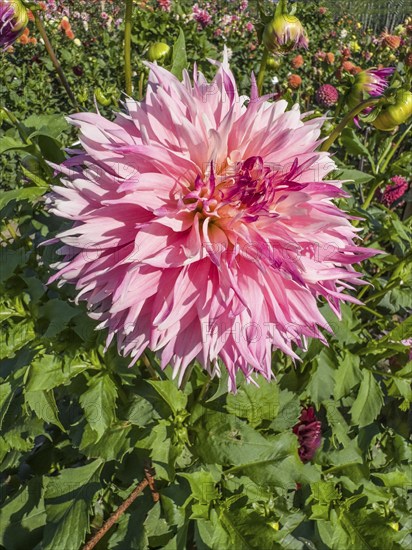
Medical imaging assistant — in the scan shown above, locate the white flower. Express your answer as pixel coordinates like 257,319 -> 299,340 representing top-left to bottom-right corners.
271,76 -> 279,85
340,29 -> 348,38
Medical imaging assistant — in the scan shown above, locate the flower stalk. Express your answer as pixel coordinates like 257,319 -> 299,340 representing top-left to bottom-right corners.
124,0 -> 134,95
34,14 -> 78,109
256,47 -> 269,95
319,98 -> 381,152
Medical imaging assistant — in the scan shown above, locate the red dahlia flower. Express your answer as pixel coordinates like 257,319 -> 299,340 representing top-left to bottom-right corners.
293,406 -> 322,462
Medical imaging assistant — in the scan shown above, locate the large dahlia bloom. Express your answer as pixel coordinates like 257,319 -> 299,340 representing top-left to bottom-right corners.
47,51 -> 376,390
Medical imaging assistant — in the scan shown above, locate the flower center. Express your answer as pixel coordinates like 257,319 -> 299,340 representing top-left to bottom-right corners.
183,156 -> 289,224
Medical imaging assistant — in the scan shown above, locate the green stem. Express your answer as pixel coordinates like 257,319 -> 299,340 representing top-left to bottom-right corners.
256,48 -> 269,95
319,98 -> 381,152
379,122 -> 412,174
375,138 -> 393,174
361,178 -> 383,210
124,0 -> 134,96
138,72 -> 145,101
34,15 -> 78,110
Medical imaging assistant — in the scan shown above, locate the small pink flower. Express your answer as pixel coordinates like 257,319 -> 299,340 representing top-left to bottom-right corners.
246,22 -> 254,33
192,3 -> 211,27
157,0 -> 171,12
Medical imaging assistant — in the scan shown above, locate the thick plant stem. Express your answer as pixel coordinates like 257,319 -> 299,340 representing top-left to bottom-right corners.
319,98 -> 381,152
82,467 -> 157,550
34,15 -> 78,110
124,0 -> 134,96
257,48 -> 269,95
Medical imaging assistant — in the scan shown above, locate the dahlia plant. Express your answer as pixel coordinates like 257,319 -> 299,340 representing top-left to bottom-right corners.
1,3 -> 411,550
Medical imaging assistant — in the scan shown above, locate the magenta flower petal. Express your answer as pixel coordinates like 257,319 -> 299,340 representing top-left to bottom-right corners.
46,51 -> 377,390
362,67 -> 395,97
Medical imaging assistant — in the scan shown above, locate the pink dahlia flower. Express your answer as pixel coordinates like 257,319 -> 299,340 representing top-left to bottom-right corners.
46,50 -> 376,390
360,67 -> 395,97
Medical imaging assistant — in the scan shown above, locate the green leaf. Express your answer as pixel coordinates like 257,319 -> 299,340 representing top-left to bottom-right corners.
372,470 -> 411,487
197,505 -> 283,550
332,508 -> 402,550
0,135 -> 31,154
351,371 -> 384,428
43,460 -> 103,550
0,478 -> 46,550
334,353 -> 363,400
25,113 -> 69,139
73,422 -> 135,461
305,348 -> 336,406
22,166 -> 49,187
25,389 -> 65,431
226,379 -> 279,426
40,299 -> 79,338
196,411 -> 319,488
170,27 -> 187,80
79,374 -> 118,440
0,186 -> 48,210
146,380 -> 187,415
269,388 -> 301,432
334,169 -> 374,185
144,501 -> 174,547
26,355 -> 67,391
179,470 -> 220,504
340,128 -> 371,158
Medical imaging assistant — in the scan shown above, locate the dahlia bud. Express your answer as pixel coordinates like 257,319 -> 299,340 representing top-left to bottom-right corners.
293,406 -> 322,462
148,42 -> 170,62
347,67 -> 394,111
0,0 -> 29,50
263,10 -> 308,53
316,84 -> 339,107
373,90 -> 412,131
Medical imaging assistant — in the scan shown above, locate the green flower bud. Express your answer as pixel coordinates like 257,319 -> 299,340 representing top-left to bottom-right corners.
94,88 -> 112,107
373,90 -> 412,131
266,56 -> 281,69
148,42 -> 170,62
263,14 -> 308,53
